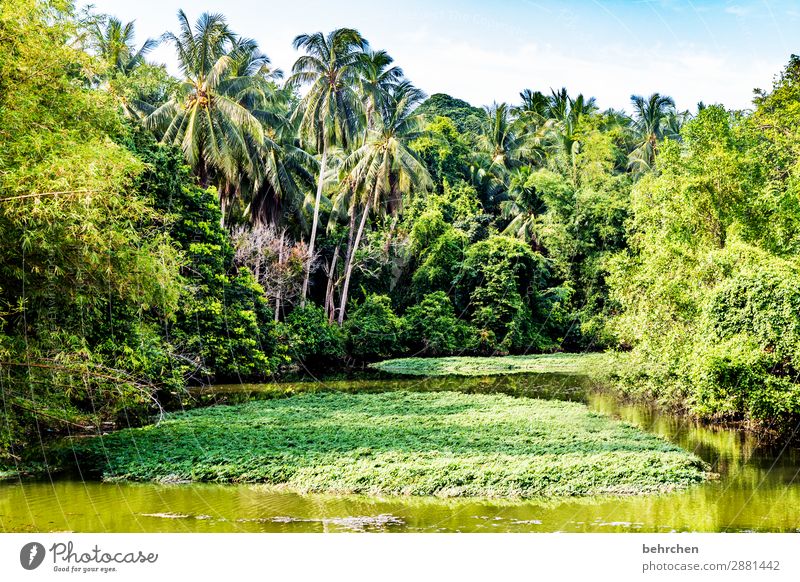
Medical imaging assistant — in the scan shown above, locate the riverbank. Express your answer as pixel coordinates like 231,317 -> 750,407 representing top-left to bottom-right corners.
370,353 -> 612,377
75,390 -> 708,497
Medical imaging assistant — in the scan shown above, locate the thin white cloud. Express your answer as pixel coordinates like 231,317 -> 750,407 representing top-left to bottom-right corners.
724,4 -> 752,17
79,0 -> 792,114
393,31 -> 776,112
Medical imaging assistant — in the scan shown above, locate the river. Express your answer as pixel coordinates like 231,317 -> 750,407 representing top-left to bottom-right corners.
2,372 -> 799,532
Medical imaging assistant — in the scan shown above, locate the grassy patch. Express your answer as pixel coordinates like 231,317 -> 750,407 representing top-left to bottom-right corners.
75,390 -> 707,497
370,353 -> 611,377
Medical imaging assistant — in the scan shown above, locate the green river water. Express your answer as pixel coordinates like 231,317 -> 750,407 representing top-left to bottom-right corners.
2,372 -> 800,532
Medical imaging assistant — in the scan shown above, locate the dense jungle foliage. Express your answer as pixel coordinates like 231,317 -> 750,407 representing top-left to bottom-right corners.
3,0 -> 800,460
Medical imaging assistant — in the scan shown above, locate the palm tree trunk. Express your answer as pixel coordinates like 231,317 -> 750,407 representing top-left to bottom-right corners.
335,207 -> 358,321
198,153 -> 209,188
274,229 -> 285,322
300,143 -> 328,306
324,243 -> 340,322
337,202 -> 370,325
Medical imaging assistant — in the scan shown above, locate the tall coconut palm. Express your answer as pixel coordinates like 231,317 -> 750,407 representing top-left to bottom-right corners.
213,36 -> 287,223
480,102 -> 527,170
91,17 -> 158,77
544,89 -> 597,181
336,81 -> 432,323
287,28 -> 368,304
248,105 -> 318,227
359,49 -> 404,127
91,17 -> 160,117
547,87 -> 571,121
213,38 -> 315,227
518,89 -> 550,121
145,11 -> 268,221
628,93 -> 676,172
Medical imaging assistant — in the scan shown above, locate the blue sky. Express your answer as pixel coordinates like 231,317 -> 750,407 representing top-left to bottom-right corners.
80,0 -> 800,112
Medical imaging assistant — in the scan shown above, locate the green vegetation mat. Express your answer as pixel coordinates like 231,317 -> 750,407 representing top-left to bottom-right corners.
371,353 -> 610,377
76,391 -> 707,497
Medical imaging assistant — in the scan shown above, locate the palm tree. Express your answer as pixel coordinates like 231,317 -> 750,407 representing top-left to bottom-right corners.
359,49 -> 404,127
518,89 -> 550,121
145,11 -> 269,223
91,17 -> 160,117
336,81 -> 432,323
543,88 -> 598,181
91,17 -> 158,77
500,166 -> 544,249
480,102 -> 527,170
215,38 -> 315,227
547,87 -> 571,121
628,93 -> 676,172
287,28 -> 368,304
247,104 -> 318,227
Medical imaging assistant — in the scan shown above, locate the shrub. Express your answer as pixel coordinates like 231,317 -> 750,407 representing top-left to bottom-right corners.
688,263 -> 800,420
402,292 -> 476,356
345,295 -> 403,361
135,134 -> 287,381
455,235 -> 557,352
284,304 -> 345,368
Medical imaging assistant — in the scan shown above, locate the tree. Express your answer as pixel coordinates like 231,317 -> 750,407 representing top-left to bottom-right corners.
518,89 -> 550,122
480,102 -> 527,170
287,28 -> 368,303
542,89 -> 598,182
402,291 -> 475,356
414,93 -> 485,135
91,17 -> 158,78
344,294 -> 403,360
628,93 -> 677,172
455,235 -> 558,352
336,81 -> 432,323
231,224 -> 312,320
0,0 -> 184,456
359,49 -> 404,127
500,166 -> 544,247
145,10 -> 271,224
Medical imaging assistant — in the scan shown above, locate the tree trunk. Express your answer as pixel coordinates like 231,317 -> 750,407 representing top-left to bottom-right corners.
219,182 -> 233,228
274,229 -> 285,322
337,203 -> 370,325
300,143 -> 328,306
220,194 -> 227,228
324,243 -> 340,322
335,207 -> 358,321
197,153 -> 209,188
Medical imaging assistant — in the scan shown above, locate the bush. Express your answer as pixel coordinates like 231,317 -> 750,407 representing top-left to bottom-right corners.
689,337 -> 800,420
706,265 -> 800,363
402,292 -> 476,356
688,263 -> 800,420
284,304 -> 345,368
134,133 -> 287,381
410,212 -> 469,300
455,235 -> 558,352
345,295 -> 403,361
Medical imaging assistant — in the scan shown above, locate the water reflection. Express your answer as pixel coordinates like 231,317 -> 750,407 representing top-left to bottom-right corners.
2,372 -> 800,532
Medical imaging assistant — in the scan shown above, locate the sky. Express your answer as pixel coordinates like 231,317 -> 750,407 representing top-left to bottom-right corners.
79,0 -> 800,112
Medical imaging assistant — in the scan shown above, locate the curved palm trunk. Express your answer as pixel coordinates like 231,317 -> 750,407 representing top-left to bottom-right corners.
337,202 -> 370,325
324,243 -> 340,322
331,209 -> 357,322
300,143 -> 328,306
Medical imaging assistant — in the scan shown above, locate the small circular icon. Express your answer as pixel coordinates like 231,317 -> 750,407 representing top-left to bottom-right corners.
20,542 -> 46,570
